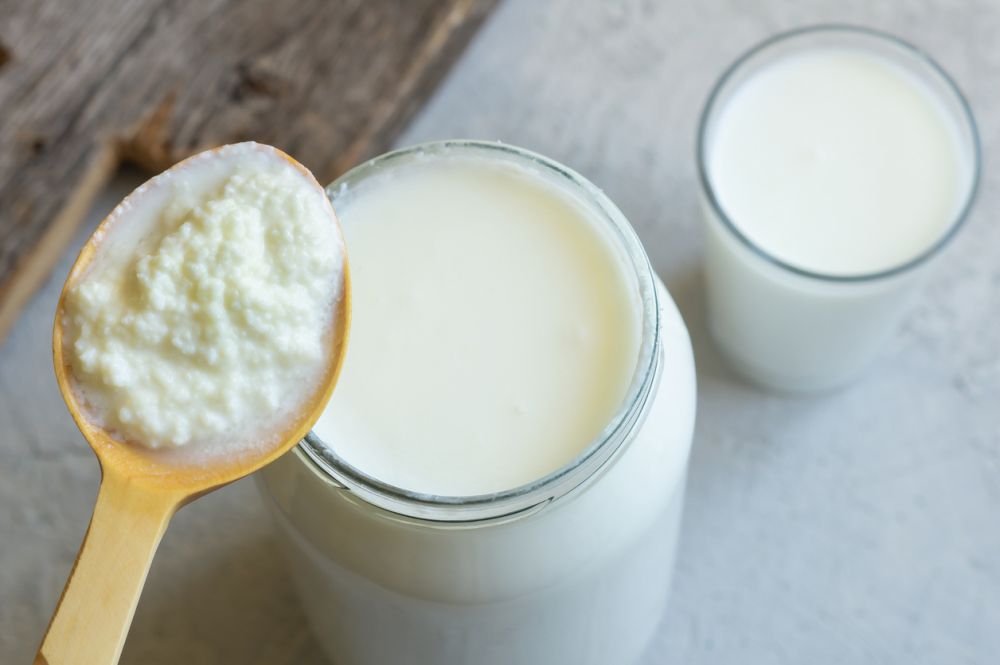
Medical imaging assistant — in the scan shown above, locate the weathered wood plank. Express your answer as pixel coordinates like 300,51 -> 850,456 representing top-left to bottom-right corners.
0,0 -> 497,342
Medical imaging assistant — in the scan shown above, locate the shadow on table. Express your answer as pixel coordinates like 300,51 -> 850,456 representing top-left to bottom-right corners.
662,262 -> 741,394
120,505 -> 329,665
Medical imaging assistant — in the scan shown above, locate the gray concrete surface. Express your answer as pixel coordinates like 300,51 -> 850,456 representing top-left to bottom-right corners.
2,1 -> 998,663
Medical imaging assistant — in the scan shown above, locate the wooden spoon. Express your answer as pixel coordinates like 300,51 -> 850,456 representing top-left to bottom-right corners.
35,146 -> 351,665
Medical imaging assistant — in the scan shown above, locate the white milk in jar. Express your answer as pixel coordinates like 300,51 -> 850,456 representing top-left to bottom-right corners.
256,141 -> 696,665
698,27 -> 979,391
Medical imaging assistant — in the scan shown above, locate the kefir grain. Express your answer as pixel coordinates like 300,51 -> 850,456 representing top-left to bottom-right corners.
63,143 -> 345,456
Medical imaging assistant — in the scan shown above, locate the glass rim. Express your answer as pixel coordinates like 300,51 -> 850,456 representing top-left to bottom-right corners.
298,139 -> 662,523
696,23 -> 982,283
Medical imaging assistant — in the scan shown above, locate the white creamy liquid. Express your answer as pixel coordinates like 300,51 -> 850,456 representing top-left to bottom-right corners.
258,143 -> 697,665
313,154 -> 640,496
709,48 -> 967,276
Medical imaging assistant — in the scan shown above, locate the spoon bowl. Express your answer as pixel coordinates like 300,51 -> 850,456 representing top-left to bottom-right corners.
36,144 -> 350,665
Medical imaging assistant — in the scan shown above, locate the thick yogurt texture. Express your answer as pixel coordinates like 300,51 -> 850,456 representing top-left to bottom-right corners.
63,143 -> 344,452
315,152 -> 640,496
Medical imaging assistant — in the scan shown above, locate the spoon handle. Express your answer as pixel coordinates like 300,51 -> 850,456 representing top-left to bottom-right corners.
34,467 -> 180,665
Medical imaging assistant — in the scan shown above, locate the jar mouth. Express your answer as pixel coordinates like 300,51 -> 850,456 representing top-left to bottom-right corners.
697,24 -> 981,283
296,140 -> 661,522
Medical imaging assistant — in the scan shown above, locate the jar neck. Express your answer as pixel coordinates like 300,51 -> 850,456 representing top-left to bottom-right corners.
297,332 -> 662,527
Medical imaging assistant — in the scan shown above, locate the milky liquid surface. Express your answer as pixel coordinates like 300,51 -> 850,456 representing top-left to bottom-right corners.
708,49 -> 969,276
314,154 -> 640,496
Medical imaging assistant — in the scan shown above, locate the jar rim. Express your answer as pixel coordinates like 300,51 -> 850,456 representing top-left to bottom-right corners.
696,24 -> 982,283
296,140 -> 662,522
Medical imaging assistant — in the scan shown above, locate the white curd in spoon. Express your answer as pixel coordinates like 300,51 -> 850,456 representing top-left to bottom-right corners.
63,143 -> 345,453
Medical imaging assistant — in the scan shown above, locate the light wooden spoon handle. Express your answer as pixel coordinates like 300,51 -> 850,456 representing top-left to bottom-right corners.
35,468 -> 181,665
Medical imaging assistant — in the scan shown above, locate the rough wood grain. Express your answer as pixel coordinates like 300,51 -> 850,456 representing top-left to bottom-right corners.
0,0 -> 497,343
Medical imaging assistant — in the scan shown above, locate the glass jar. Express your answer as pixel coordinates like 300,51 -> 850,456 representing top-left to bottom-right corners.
697,26 -> 980,392
256,141 -> 696,665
